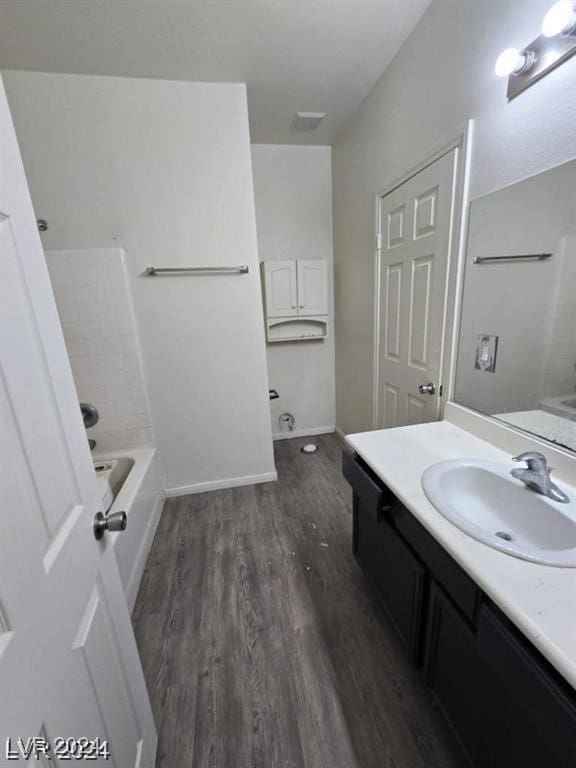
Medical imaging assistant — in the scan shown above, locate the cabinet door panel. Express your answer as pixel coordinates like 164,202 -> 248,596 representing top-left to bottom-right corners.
425,584 -> 498,766
355,498 -> 426,663
477,604 -> 576,768
297,260 -> 328,316
263,260 -> 298,317
425,584 -> 563,768
343,451 -> 388,522
390,501 -> 480,623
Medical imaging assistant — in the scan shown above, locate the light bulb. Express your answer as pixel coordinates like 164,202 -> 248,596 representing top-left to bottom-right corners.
542,0 -> 576,37
495,48 -> 529,77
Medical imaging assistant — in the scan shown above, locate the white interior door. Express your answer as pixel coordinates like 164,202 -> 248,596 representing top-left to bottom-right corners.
297,259 -> 328,316
376,149 -> 457,428
0,79 -> 157,767
263,260 -> 298,317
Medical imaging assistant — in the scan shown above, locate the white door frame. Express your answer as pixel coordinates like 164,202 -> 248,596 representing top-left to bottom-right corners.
372,121 -> 474,428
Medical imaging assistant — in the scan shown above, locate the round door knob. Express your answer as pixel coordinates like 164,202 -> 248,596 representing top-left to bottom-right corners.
93,510 -> 127,541
418,382 -> 436,395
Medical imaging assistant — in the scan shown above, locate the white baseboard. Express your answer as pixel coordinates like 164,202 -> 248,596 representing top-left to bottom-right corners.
165,470 -> 278,497
273,426 -> 335,441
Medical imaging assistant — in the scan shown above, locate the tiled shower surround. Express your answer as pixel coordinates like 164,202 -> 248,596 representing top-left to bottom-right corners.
46,248 -> 154,451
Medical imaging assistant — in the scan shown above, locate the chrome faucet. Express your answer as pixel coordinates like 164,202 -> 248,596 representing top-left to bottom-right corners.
511,451 -> 570,504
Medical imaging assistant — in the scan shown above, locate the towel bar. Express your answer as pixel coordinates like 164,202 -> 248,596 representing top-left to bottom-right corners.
473,253 -> 552,264
145,265 -> 249,276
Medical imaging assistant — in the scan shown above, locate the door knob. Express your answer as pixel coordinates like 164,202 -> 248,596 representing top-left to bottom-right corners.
418,382 -> 436,395
93,510 -> 127,541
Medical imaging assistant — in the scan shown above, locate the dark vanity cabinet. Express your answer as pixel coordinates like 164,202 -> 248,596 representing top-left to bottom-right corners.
346,452 -> 425,663
343,451 -> 576,768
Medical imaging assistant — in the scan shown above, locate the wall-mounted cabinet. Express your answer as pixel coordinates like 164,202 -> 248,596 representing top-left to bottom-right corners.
261,260 -> 328,341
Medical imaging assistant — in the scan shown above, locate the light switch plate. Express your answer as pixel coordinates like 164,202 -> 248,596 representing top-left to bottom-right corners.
475,334 -> 499,373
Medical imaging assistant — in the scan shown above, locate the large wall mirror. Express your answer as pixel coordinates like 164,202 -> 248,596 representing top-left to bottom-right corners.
454,159 -> 576,453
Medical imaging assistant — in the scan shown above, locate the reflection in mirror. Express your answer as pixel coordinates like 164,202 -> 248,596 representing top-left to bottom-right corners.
454,160 -> 576,453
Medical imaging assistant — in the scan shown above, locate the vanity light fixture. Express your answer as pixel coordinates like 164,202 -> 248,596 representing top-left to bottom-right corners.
494,1 -> 576,100
542,0 -> 576,37
494,48 -> 536,77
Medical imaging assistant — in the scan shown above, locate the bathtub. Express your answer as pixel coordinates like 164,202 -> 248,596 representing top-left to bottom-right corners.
93,448 -> 165,613
540,394 -> 576,421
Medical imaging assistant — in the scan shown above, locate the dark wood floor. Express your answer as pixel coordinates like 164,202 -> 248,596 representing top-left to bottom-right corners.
133,434 -> 466,768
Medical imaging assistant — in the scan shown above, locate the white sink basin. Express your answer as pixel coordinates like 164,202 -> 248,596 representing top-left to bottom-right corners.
422,460 -> 576,567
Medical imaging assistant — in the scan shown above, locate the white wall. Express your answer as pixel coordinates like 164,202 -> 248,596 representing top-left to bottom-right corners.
251,145 -> 336,438
542,237 -> 576,399
332,0 -> 576,434
4,72 -> 276,492
45,248 -> 154,452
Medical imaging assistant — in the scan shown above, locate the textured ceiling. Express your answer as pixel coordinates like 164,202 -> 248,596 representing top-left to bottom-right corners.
0,0 -> 432,144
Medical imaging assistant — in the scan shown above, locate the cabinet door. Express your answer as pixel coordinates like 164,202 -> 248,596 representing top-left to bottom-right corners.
425,584 -> 500,766
297,260 -> 328,316
425,584 -> 563,768
477,604 -> 576,768
354,494 -> 426,664
263,260 -> 298,317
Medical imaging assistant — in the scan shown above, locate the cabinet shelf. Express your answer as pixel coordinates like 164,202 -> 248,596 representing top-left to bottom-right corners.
266,316 -> 328,343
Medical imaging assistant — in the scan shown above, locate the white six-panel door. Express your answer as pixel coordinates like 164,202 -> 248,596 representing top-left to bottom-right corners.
0,79 -> 157,767
376,149 -> 457,429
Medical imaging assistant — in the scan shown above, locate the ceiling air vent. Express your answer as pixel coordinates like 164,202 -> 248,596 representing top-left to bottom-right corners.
291,112 -> 326,132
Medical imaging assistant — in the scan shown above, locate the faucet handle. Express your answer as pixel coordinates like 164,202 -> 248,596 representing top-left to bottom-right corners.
512,451 -> 549,473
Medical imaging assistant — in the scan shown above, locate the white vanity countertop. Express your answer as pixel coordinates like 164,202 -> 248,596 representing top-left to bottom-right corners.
346,421 -> 576,689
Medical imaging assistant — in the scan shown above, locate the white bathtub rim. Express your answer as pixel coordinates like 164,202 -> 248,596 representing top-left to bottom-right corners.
93,447 -> 165,612
126,491 -> 163,614
92,447 -> 157,521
